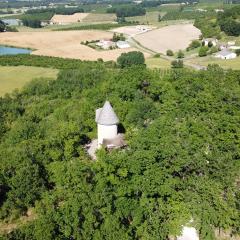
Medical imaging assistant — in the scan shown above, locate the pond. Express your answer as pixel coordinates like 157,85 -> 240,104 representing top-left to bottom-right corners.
0,46 -> 32,55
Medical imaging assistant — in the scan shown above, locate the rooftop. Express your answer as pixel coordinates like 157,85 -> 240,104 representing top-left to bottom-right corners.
96,101 -> 119,125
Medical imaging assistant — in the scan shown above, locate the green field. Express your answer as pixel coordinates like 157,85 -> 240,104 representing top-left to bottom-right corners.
146,57 -> 171,69
186,56 -> 240,70
0,66 -> 58,96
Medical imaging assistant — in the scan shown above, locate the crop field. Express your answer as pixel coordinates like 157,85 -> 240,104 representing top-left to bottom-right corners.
186,56 -> 240,70
50,13 -> 90,24
0,31 -> 144,61
126,11 -> 162,25
134,24 -> 201,54
0,66 -> 58,96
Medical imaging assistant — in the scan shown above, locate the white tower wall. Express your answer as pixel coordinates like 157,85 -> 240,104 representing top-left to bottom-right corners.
98,124 -> 118,146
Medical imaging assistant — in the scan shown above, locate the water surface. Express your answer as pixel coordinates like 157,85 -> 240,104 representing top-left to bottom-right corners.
0,46 -> 32,55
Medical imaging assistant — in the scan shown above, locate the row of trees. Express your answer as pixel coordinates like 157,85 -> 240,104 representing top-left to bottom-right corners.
107,5 -> 146,17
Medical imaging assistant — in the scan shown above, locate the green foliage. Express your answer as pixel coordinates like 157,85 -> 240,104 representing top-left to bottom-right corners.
177,50 -> 184,59
235,49 -> 240,56
107,5 -> 146,17
0,61 -> 240,239
199,46 -> 209,57
166,49 -> 174,56
189,40 -> 201,49
54,22 -> 135,31
112,32 -> 126,42
171,59 -> 184,68
0,19 -> 6,32
217,6 -> 240,36
117,51 -> 145,68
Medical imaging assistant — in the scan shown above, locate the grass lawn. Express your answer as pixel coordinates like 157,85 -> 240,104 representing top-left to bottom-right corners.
146,57 -> 171,69
0,66 -> 58,96
186,56 -> 240,70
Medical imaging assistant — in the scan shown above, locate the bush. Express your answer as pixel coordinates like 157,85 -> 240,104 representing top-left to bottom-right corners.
153,53 -> 160,58
0,20 -> 6,32
210,46 -> 219,54
177,50 -> 184,59
166,49 -> 174,56
189,40 -> 201,49
235,49 -> 240,56
199,46 -> 209,57
117,51 -> 145,68
171,59 -> 184,68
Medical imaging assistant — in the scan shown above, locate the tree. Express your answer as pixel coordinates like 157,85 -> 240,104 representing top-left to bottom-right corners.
199,46 -> 209,57
189,40 -> 201,49
235,49 -> 240,56
177,50 -> 185,58
166,49 -> 174,56
0,20 -> 6,32
171,59 -> 184,68
117,51 -> 145,68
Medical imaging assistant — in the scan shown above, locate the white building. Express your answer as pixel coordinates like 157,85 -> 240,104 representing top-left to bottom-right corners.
215,49 -> 237,60
96,101 -> 120,148
96,40 -> 115,50
116,41 -> 130,49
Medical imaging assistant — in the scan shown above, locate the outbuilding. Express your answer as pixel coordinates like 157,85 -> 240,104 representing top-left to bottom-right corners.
215,49 -> 237,60
116,41 -> 130,49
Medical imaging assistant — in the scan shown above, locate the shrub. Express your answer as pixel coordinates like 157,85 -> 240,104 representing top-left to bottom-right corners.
210,46 -> 219,54
171,60 -> 184,68
235,49 -> 240,56
189,40 -> 201,49
166,49 -> 174,56
177,50 -> 184,59
154,53 -> 160,58
199,46 -> 209,57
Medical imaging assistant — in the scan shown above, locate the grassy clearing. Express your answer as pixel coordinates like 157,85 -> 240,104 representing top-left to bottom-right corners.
0,66 -> 58,96
146,57 -> 171,69
126,11 -> 161,25
186,56 -> 240,70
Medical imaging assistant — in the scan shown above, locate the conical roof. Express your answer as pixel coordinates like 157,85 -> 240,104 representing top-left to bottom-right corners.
96,101 -> 119,125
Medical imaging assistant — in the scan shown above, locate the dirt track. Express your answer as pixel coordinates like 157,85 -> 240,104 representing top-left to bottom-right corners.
0,31 -> 147,61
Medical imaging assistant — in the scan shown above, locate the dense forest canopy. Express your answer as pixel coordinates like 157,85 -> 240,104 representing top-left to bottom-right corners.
0,60 -> 240,239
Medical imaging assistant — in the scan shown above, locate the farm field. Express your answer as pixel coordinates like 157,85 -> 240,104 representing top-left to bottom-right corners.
134,23 -> 201,54
146,57 -> 171,69
0,66 -> 58,96
186,56 -> 240,70
50,13 -> 89,24
0,31 -> 146,61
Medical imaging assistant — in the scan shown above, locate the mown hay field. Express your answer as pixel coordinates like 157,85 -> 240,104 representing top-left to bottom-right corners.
0,31 -> 145,61
134,24 -> 201,53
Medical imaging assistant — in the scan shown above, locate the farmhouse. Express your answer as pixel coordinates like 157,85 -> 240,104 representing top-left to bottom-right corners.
96,39 -> 116,49
116,41 -> 130,49
215,49 -> 237,60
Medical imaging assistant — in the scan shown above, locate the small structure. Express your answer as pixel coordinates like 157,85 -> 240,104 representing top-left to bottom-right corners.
215,49 -> 237,60
96,101 -> 125,149
86,101 -> 125,159
116,40 -> 130,49
203,38 -> 218,47
96,40 -> 116,50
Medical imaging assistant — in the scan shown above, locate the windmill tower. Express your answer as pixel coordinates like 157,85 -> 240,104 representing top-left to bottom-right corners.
95,101 -> 119,148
